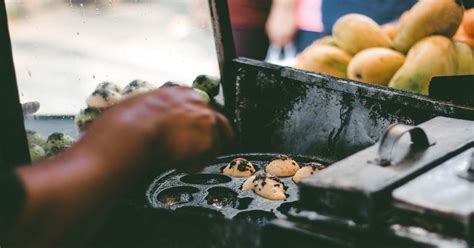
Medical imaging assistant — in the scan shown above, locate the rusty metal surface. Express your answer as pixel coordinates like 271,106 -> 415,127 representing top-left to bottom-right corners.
298,117 -> 474,227
234,58 -> 474,161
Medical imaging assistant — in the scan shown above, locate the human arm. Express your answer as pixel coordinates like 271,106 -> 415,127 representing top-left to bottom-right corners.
265,0 -> 298,46
3,87 -> 233,247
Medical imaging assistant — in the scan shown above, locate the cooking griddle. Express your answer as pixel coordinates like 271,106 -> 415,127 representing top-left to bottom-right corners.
146,153 -> 331,223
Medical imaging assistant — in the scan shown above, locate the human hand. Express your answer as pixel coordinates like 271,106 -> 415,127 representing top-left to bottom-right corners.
76,86 -> 234,173
265,0 -> 298,46
9,87 -> 233,247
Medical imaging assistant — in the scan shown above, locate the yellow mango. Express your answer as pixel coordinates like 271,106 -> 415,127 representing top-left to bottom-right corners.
392,0 -> 464,54
389,36 -> 457,95
294,45 -> 352,78
348,48 -> 405,86
332,14 -> 391,55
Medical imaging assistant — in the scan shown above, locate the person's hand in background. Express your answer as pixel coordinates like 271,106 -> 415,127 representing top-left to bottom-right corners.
79,86 -> 234,173
7,87 -> 233,247
265,0 -> 298,46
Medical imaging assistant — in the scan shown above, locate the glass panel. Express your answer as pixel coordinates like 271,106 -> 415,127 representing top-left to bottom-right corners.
5,0 -> 219,162
6,0 -> 219,116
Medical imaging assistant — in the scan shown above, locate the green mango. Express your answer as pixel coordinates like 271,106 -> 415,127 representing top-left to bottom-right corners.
389,36 -> 457,95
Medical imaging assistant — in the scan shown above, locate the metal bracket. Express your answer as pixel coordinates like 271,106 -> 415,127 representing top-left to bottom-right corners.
376,124 -> 435,166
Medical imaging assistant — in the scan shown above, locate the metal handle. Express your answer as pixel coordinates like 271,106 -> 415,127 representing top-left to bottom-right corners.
376,124 -> 434,166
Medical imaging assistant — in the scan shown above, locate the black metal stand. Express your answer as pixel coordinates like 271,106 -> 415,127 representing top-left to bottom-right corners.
209,0 -> 236,121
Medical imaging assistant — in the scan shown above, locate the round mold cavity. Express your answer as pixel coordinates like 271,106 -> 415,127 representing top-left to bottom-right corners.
236,197 -> 253,210
157,186 -> 199,206
277,201 -> 298,216
233,210 -> 277,225
175,206 -> 224,218
205,187 -> 238,209
180,174 -> 231,185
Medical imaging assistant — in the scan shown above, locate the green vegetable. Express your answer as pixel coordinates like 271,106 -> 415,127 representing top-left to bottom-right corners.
75,108 -> 101,131
46,132 -> 75,151
192,75 -> 220,98
47,145 -> 71,157
193,88 -> 211,103
29,144 -> 46,162
26,129 -> 46,147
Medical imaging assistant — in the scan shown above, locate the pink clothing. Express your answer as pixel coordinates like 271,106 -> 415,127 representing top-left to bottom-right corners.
297,0 -> 324,32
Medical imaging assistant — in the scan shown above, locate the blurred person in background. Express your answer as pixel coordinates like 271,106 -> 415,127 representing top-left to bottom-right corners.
229,0 -> 320,60
294,0 -> 324,52
321,0 -> 418,36
228,0 -> 272,60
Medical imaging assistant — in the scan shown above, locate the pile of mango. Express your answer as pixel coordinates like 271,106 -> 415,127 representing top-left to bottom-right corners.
294,0 -> 474,95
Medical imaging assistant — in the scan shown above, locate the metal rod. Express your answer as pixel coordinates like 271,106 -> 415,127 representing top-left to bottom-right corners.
0,1 -> 31,168
208,0 -> 236,121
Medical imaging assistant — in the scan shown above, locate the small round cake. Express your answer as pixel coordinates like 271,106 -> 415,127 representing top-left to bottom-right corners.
121,79 -> 155,98
293,162 -> 325,183
265,155 -> 300,177
223,158 -> 256,177
86,88 -> 122,109
241,173 -> 286,200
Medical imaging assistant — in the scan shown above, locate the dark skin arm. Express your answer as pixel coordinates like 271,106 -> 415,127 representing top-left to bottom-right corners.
4,87 -> 233,247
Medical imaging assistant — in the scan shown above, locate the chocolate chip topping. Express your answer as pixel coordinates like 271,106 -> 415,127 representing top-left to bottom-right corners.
97,82 -> 120,92
253,173 -> 284,185
304,162 -> 325,171
160,81 -> 180,88
272,154 -> 291,161
92,88 -> 114,100
129,79 -> 144,87
229,158 -> 254,172
237,163 -> 248,172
